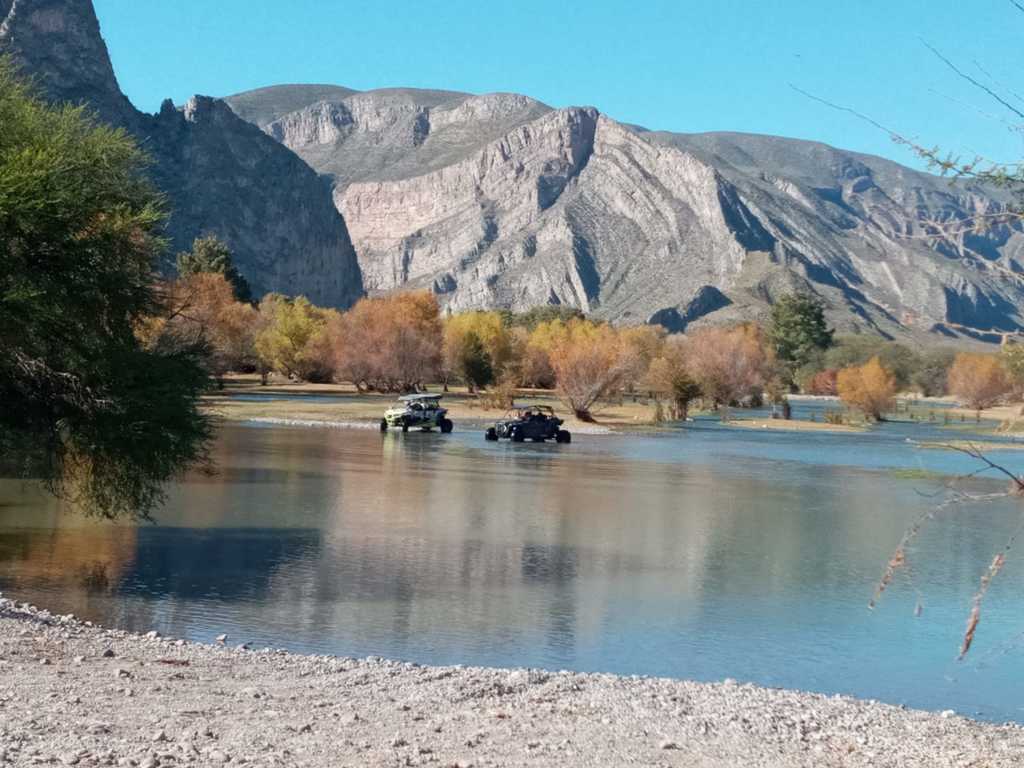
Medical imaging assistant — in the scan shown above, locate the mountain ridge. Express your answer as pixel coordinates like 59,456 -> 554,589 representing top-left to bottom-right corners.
224,84 -> 1024,339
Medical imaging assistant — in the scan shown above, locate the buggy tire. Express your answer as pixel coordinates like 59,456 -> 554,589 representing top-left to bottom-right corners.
380,419 -> 388,432
485,427 -> 498,441
440,418 -> 453,434
556,430 -> 571,444
510,427 -> 524,442
401,422 -> 409,433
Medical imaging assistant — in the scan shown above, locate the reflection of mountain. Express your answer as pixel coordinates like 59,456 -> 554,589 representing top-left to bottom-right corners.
2,425 -> 1019,667
119,528 -> 320,601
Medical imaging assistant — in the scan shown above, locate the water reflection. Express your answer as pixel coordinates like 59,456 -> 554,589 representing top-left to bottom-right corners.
1,423 -> 1022,721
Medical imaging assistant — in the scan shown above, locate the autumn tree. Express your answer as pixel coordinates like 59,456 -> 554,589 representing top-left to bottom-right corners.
836,357 -> 897,420
825,336 -> 920,391
176,235 -> 252,303
254,294 -> 337,382
443,311 -> 514,390
334,291 -> 442,392
620,325 -> 667,391
544,319 -> 639,421
646,337 -> 702,419
685,324 -> 771,417
803,368 -> 839,396
947,352 -> 1011,411
154,273 -> 259,384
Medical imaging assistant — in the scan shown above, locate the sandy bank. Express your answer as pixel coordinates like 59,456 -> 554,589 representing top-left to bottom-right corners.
1,596 -> 1021,767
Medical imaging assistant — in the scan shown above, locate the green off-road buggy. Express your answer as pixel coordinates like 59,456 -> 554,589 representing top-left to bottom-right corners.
485,404 -> 571,443
380,394 -> 453,433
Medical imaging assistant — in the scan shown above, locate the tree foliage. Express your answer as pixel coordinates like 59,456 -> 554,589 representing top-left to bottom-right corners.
334,291 -> 442,392
824,336 -> 920,391
254,294 -> 338,382
646,337 -> 701,419
836,357 -> 897,420
768,293 -> 833,381
947,352 -> 1011,410
543,319 -> 640,421
175,235 -> 252,303
0,62 -> 211,518
442,311 -> 513,390
685,324 -> 772,415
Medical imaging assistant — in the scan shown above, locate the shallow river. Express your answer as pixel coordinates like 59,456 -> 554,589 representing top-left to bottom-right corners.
2,409 -> 1023,721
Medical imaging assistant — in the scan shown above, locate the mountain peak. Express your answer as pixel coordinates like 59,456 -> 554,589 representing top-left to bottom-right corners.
0,0 -> 135,123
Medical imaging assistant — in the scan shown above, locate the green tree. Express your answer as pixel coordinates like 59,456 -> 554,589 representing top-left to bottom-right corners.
768,293 -> 833,383
0,62 -> 211,519
1003,342 -> 1024,396
912,348 -> 957,397
176,235 -> 252,303
458,330 -> 494,392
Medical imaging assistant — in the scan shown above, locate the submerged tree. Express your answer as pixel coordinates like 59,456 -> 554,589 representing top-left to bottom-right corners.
0,61 -> 211,519
947,352 -> 1011,411
836,356 -> 897,421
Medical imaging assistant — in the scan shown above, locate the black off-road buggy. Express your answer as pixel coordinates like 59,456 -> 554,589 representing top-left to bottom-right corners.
484,404 -> 571,443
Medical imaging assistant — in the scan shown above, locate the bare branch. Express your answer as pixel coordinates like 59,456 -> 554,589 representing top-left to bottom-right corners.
919,38 -> 1024,121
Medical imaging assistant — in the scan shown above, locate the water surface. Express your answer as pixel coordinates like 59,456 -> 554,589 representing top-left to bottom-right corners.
2,418 -> 1023,721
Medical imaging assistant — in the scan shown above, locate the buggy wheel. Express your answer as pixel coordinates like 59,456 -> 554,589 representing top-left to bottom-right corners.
556,430 -> 571,444
380,419 -> 388,432
401,422 -> 409,433
510,427 -> 524,442
440,418 -> 453,434
485,427 -> 498,441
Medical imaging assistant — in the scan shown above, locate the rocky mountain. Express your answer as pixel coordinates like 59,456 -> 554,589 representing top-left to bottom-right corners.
225,85 -> 1024,338
5,0 -> 1021,336
0,0 -> 363,308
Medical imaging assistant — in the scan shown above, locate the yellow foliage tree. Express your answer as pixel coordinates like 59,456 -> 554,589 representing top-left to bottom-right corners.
442,311 -> 515,390
254,294 -> 336,382
646,336 -> 701,419
836,356 -> 897,420
948,352 -> 1011,410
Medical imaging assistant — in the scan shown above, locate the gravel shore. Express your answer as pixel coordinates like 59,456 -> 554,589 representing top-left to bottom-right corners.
1,596 -> 1021,767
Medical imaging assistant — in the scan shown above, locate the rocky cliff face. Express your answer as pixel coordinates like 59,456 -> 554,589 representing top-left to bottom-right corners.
227,85 -> 1024,338
1,0 -> 363,308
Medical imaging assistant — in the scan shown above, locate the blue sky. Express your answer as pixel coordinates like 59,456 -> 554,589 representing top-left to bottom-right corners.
94,0 -> 1023,169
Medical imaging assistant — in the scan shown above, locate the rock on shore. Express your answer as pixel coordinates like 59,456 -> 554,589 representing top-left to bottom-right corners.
1,595 -> 1021,767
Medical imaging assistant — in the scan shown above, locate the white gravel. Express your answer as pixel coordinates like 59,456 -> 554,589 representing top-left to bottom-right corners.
1,595 -> 1021,767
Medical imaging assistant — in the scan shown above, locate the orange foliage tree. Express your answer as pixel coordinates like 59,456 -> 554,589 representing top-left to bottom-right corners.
947,352 -> 1011,410
145,273 -> 259,383
836,356 -> 896,420
684,323 -> 771,416
334,291 -> 442,392
543,319 -> 640,421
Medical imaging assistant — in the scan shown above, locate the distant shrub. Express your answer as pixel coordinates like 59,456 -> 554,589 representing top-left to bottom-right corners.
837,357 -> 897,420
948,352 -> 1011,410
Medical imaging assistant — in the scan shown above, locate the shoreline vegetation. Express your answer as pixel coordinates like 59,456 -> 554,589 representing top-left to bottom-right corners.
202,375 -> 1021,438
3,595 -> 1023,768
